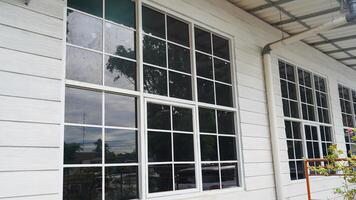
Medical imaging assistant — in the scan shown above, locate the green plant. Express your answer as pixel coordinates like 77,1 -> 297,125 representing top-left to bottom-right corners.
310,128 -> 356,200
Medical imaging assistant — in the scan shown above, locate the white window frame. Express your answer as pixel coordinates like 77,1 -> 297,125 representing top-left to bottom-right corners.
61,0 -> 244,199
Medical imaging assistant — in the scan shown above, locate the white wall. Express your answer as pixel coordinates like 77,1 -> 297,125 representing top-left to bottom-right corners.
0,0 -> 355,199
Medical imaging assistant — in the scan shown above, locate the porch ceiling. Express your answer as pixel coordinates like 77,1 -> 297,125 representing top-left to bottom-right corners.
228,0 -> 356,70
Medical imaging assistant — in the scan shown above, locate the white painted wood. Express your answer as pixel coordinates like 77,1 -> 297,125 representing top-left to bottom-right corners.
0,25 -> 62,59
0,1 -> 63,38
239,97 -> 268,114
245,175 -> 275,190
242,136 -> 271,150
240,123 -> 270,138
239,111 -> 269,126
244,162 -> 274,177
0,71 -> 62,101
0,147 -> 59,171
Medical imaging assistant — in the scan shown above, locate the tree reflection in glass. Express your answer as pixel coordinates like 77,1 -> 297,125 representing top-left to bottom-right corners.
105,129 -> 137,163
105,166 -> 138,200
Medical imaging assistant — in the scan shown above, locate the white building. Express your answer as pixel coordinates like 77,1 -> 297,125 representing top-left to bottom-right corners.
0,0 -> 356,199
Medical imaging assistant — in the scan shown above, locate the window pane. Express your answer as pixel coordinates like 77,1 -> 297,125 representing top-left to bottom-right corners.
104,56 -> 136,90
290,101 -> 299,118
67,10 -> 102,50
172,106 -> 193,132
214,58 -> 231,83
221,163 -> 239,188
295,141 -> 303,159
105,93 -> 136,127
289,161 -> 297,180
219,136 -> 237,161
212,35 -> 229,60
287,141 -> 294,159
105,166 -> 138,200
194,27 -> 211,54
169,72 -> 192,100
65,87 -> 102,125
142,6 -> 165,38
200,135 -> 218,161
167,16 -> 189,46
66,46 -> 102,84
279,61 -> 286,79
68,0 -> 102,17
147,103 -> 170,130
196,52 -> 213,79
105,23 -> 136,59
217,111 -> 235,135
216,83 -> 233,107
202,163 -> 220,190
168,43 -> 191,73
288,83 -> 297,100
174,133 -> 194,161
296,161 -> 305,179
199,108 -> 216,133
282,99 -> 290,117
143,65 -> 167,96
105,0 -> 135,28
197,78 -> 215,104
174,164 -> 196,190
292,122 -> 301,139
64,126 -> 102,164
105,129 -> 137,163
148,131 -> 172,162
148,165 -> 173,193
63,167 -> 102,200
143,36 -> 166,67
285,121 -> 293,139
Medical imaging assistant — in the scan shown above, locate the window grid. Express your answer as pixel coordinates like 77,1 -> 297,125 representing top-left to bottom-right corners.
64,0 -> 240,199
278,60 -> 333,181
338,84 -> 355,128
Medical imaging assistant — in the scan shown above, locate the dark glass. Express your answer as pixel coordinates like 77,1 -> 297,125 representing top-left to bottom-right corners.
287,141 -> 294,159
314,76 -> 320,91
298,69 -> 304,85
212,35 -> 229,60
147,103 -> 170,130
105,23 -> 136,59
64,126 -> 102,164
105,0 -> 135,28
285,121 -> 293,139
280,80 -> 288,98
65,87 -> 102,125
197,78 -> 215,104
67,10 -> 102,50
195,27 -> 211,53
286,64 -> 295,82
288,82 -> 297,100
338,85 -> 344,98
292,122 -> 301,139
282,99 -> 290,117
290,101 -> 299,118
142,6 -> 165,38
302,104 -> 308,120
200,135 -> 218,161
289,161 -> 297,180
174,133 -> 194,161
105,56 -> 136,90
68,0 -> 102,17
308,105 -> 315,121
196,52 -> 213,79
307,142 -> 313,158
148,131 -> 172,162
66,46 -> 102,84
172,106 -> 193,132
295,141 -> 303,159
304,72 -> 312,87
63,167 -> 102,200
174,164 -> 196,190
306,88 -> 313,104
105,93 -> 136,127
169,72 -> 192,100
214,58 -> 231,83
199,108 -> 216,133
202,163 -> 220,190
296,161 -> 305,179
221,163 -> 239,188
167,16 -> 189,46
311,126 -> 318,140
314,142 -> 320,158
143,65 -> 167,96
168,43 -> 191,73
305,125 -> 312,140
219,136 -> 237,161
216,83 -> 233,107
105,129 -> 137,163
320,93 -> 327,108
148,165 -> 173,193
143,36 -> 166,67
217,111 -> 235,135
279,61 -> 286,79
105,166 -> 138,200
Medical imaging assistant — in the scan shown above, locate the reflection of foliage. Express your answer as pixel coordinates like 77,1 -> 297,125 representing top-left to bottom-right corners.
64,143 -> 82,164
143,66 -> 166,95
105,145 -> 137,163
143,36 -> 166,67
106,166 -> 138,199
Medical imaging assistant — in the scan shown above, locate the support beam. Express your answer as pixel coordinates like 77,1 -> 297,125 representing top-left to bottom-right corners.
272,7 -> 340,26
247,0 -> 295,12
309,34 -> 356,46
325,46 -> 356,54
337,56 -> 356,61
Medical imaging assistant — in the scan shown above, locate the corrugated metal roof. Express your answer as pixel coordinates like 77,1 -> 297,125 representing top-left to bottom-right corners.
228,0 -> 356,70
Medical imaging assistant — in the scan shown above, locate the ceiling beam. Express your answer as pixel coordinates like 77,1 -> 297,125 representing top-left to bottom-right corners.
247,0 -> 295,12
272,7 -> 340,26
337,56 -> 356,61
325,46 -> 356,54
309,34 -> 356,46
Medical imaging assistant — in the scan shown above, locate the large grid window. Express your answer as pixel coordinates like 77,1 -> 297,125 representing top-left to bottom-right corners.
338,85 -> 355,128
278,60 -> 333,180
64,1 -> 240,199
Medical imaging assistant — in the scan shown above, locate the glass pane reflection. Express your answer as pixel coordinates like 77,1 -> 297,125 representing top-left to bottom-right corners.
105,166 -> 138,200
174,164 -> 196,190
105,23 -> 136,59
105,0 -> 136,28
105,129 -> 137,163
202,163 -> 219,190
148,131 -> 172,162
105,93 -> 136,128
143,65 -> 167,96
143,36 -> 166,67
104,56 -> 136,90
174,133 -> 194,161
221,163 -> 239,188
148,165 -> 173,193
200,135 -> 218,161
